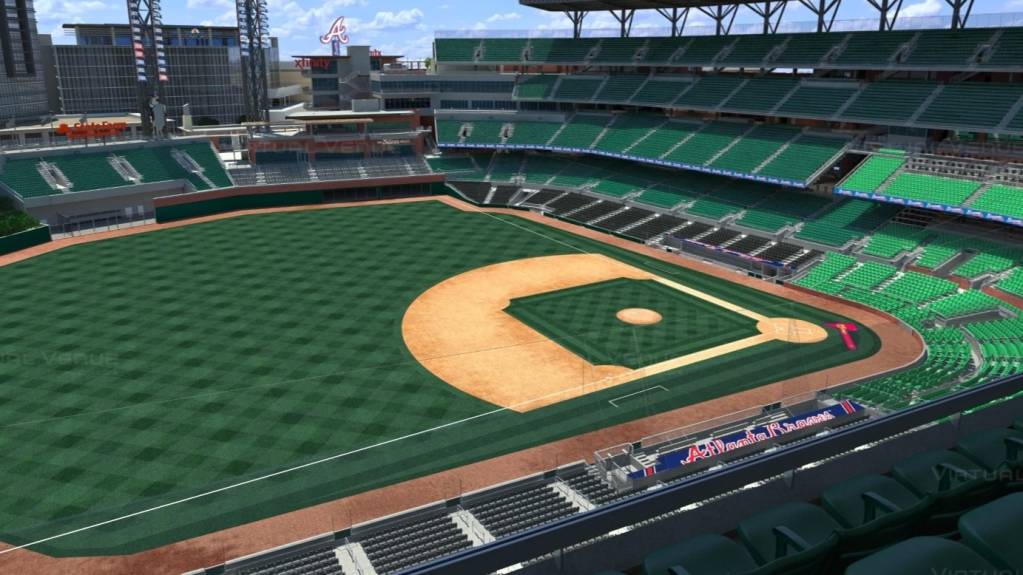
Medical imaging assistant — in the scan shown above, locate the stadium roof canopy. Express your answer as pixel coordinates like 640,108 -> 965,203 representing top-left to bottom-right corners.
519,0 -> 974,36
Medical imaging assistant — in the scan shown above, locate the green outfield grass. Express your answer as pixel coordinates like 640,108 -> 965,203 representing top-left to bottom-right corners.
0,200 -> 879,557
506,278 -> 761,368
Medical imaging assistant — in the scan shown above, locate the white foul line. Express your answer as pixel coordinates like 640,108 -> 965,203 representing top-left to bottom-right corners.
0,364 -> 665,556
608,385 -> 669,408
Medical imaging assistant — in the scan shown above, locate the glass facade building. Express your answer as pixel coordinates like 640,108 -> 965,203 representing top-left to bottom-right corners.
56,24 -> 276,125
0,0 -> 49,125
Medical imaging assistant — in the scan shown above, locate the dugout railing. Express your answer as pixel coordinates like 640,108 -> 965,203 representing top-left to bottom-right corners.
399,373 -> 1023,575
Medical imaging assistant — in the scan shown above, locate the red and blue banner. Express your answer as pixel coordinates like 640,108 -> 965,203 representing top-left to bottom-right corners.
628,400 -> 864,480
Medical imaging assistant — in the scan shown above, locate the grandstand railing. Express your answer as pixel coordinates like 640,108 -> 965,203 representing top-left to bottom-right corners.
401,374 -> 1023,575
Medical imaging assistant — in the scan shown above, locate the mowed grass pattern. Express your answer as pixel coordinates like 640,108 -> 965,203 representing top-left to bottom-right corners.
506,279 -> 760,368
0,201 -> 878,556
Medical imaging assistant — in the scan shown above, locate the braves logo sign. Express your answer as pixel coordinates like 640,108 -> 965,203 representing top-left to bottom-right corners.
320,17 -> 350,46
826,322 -> 859,351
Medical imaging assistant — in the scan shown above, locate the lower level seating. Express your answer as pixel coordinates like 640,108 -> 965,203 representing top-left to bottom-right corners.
360,515 -> 470,574
448,181 -> 491,204
623,214 -> 686,241
467,484 -> 577,538
593,207 -> 654,233
237,547 -> 343,575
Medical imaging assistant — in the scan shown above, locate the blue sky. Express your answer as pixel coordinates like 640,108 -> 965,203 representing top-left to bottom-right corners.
38,0 -> 1023,60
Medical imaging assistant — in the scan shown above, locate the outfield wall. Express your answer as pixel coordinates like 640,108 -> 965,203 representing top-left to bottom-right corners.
0,225 -> 51,256
153,175 -> 447,222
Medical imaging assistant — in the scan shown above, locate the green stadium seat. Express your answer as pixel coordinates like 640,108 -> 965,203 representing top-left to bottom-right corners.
997,268 -> 1023,299
553,77 -> 605,101
642,534 -> 761,575
515,75 -> 560,99
845,537 -> 1000,575
736,502 -> 840,574
436,119 -> 466,144
426,155 -> 478,175
819,474 -> 931,559
955,427 -> 1023,476
839,155 -> 905,193
551,115 -> 612,150
879,172 -> 981,206
983,27 -> 1023,68
629,121 -> 702,159
435,38 -> 480,62
970,184 -> 1023,219
0,158 -> 58,198
879,272 -> 958,304
841,82 -> 937,123
918,83 -> 1023,130
506,121 -> 561,147
795,199 -> 899,247
635,184 -> 700,209
736,192 -> 831,232
487,154 -> 523,182
958,493 -> 1023,572
676,76 -> 746,109
722,78 -> 798,113
891,449 -> 1001,525
901,28 -> 995,68
593,37 -> 646,63
464,120 -> 505,146
862,223 -> 929,259
643,38 -> 690,64
632,79 -> 689,105
756,134 -> 847,183
709,124 -> 799,173
479,38 -> 527,62
528,38 -> 598,63
121,147 -> 211,191
832,31 -> 915,66
719,34 -> 786,67
48,155 -> 127,191
666,122 -> 748,166
593,114 -> 665,155
915,232 -> 973,269
595,75 -> 648,103
675,35 -> 734,65
178,144 -> 232,189
776,83 -> 858,118
839,262 -> 898,290
927,290 -> 1005,319
773,33 -> 844,67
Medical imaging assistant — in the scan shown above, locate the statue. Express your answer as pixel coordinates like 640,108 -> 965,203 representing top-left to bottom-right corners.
149,94 -> 167,139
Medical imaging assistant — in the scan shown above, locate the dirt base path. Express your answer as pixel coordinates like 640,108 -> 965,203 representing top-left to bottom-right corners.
403,253 -> 830,412
0,196 -> 924,575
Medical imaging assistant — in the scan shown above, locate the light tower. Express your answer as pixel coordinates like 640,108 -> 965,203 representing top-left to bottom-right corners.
235,0 -> 270,124
126,0 -> 169,136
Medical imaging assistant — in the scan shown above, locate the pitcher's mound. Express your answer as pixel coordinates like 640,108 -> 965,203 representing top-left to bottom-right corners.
617,308 -> 663,326
757,318 -> 829,344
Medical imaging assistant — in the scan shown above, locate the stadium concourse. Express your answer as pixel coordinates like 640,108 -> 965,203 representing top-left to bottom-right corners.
0,2 -> 1021,575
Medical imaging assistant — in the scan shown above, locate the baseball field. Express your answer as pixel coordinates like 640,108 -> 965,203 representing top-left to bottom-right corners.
0,197 -> 887,559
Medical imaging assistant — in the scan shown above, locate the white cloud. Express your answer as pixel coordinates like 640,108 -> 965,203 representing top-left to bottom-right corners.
353,9 -> 425,33
485,12 -> 521,23
34,0 -> 108,26
900,0 -> 944,18
187,0 -> 233,10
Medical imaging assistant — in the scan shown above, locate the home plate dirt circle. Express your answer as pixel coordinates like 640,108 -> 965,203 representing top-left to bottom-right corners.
616,308 -> 664,326
757,317 -> 829,344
